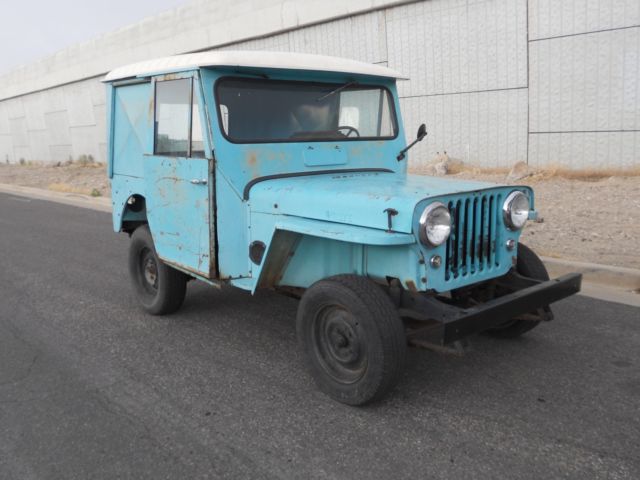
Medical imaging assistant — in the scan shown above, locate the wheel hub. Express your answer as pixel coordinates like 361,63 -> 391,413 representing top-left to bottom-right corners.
326,319 -> 359,364
141,252 -> 158,290
313,306 -> 366,384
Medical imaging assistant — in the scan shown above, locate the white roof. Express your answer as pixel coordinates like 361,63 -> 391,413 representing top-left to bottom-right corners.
104,51 -> 406,82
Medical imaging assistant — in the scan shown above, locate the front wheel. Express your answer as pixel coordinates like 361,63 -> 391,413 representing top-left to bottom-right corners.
128,225 -> 188,315
297,275 -> 406,405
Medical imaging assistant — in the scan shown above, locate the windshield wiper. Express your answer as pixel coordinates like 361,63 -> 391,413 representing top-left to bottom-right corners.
316,81 -> 358,102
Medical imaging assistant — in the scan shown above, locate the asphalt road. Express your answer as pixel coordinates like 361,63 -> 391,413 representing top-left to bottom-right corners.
1,192 -> 639,480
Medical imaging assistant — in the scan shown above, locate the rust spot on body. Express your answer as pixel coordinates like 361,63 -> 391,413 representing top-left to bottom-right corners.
405,280 -> 418,292
245,151 -> 260,179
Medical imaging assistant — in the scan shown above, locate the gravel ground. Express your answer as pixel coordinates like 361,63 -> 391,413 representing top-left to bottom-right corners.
0,163 -> 110,197
1,163 -> 638,269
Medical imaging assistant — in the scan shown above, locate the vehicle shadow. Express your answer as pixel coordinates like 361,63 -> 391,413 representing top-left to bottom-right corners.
178,281 -> 548,409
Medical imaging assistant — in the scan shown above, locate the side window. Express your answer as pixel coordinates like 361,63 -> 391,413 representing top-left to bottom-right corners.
154,78 -> 206,157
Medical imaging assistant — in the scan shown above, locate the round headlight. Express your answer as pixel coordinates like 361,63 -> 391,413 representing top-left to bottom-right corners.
419,202 -> 451,247
503,191 -> 530,230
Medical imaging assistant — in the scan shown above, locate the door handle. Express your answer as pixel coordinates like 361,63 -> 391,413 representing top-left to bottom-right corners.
190,178 -> 208,185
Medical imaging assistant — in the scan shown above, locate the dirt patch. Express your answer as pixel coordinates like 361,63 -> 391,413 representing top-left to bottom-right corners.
0,163 -> 110,198
1,162 -> 638,269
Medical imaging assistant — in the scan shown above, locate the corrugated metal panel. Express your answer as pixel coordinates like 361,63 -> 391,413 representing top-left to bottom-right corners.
387,0 -> 528,97
45,111 -> 72,150
0,103 -> 9,135
530,0 -> 640,40
288,11 -> 387,64
218,11 -> 388,65
22,93 -> 47,131
9,117 -> 28,148
49,145 -> 74,163
69,125 -> 100,160
13,146 -> 31,162
64,83 -> 96,127
28,130 -> 49,162
530,27 -> 640,132
217,32 -> 291,52
4,98 -> 25,120
0,76 -> 103,162
0,135 -> 13,163
401,87 -> 528,168
529,131 -> 640,169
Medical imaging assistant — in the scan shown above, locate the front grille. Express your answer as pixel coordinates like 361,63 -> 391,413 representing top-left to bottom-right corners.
445,193 -> 502,281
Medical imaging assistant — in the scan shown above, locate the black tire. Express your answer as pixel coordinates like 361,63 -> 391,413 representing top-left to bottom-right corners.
128,225 -> 188,315
485,243 -> 550,338
296,275 -> 406,405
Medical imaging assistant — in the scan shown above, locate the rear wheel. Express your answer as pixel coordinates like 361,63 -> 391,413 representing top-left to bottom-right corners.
129,225 -> 188,315
485,243 -> 550,338
297,275 -> 406,405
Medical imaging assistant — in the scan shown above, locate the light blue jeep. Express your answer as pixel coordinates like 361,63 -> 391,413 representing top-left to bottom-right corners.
105,52 -> 581,405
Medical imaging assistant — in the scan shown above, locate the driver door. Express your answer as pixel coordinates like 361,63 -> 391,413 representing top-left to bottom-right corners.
144,73 -> 216,278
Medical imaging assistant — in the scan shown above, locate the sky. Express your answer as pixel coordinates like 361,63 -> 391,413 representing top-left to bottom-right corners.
0,0 -> 191,74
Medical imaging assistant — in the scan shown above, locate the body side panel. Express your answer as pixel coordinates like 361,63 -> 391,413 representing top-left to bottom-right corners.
215,167 -> 251,279
108,79 -> 153,232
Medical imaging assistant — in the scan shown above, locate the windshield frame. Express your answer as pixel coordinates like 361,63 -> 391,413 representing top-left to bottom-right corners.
213,76 -> 400,145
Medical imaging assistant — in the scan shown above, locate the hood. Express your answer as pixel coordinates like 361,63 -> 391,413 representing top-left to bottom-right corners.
249,171 -> 500,233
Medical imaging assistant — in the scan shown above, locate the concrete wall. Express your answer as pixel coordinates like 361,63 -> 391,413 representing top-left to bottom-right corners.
0,0 -> 638,170
528,0 -> 640,169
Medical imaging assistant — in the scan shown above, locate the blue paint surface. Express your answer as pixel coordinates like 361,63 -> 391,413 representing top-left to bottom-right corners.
144,155 -> 211,276
249,171 -> 500,233
106,62 -> 533,294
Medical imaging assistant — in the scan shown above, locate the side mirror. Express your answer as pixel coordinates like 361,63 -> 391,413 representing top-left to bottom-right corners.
417,123 -> 427,140
397,123 -> 428,162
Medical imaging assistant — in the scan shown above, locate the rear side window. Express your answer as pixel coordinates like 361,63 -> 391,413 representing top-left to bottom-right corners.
154,78 -> 205,157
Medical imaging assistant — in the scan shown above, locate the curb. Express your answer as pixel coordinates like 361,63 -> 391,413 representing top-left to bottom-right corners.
0,183 -> 111,213
541,256 -> 640,292
1,182 -> 638,296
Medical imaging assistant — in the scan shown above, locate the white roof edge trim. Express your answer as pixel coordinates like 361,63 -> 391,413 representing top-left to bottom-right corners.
103,51 -> 408,82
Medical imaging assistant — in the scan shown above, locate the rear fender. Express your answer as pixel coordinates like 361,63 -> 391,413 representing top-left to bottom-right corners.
110,176 -> 146,232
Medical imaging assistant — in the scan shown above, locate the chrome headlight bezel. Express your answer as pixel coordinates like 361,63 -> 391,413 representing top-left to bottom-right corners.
419,202 -> 452,247
502,191 -> 530,231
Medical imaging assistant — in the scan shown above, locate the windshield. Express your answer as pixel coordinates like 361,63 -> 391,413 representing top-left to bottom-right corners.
215,78 -> 398,143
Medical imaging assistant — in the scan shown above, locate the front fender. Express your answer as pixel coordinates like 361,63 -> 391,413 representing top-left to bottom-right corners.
239,212 -> 424,293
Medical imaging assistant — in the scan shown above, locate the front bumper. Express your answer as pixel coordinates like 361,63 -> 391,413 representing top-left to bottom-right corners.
399,272 -> 583,345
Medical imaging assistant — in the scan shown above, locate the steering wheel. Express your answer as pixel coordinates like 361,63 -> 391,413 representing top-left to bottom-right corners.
336,126 -> 360,138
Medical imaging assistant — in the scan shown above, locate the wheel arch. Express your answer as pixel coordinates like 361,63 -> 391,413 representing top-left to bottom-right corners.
117,194 -> 148,234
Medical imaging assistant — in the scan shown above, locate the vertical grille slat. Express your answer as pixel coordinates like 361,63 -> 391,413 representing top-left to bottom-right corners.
465,200 -> 476,275
445,193 -> 501,282
471,198 -> 479,272
489,196 -> 497,268
482,197 -> 490,269
455,200 -> 463,277
445,201 -> 453,281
